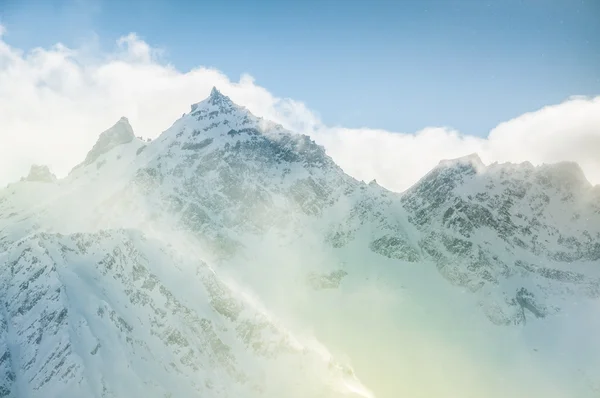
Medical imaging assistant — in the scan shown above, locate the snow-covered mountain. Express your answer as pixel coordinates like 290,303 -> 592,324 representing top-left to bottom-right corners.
1,88 -> 599,397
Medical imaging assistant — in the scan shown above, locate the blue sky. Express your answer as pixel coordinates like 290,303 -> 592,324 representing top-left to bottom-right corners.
1,0 -> 598,136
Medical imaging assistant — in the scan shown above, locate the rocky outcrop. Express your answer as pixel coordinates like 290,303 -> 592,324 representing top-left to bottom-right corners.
22,165 -> 57,183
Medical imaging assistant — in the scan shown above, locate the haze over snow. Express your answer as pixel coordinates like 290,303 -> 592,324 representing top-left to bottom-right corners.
0,87 -> 599,397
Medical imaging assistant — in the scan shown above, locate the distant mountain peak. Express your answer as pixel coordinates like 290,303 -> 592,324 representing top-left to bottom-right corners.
413,153 -> 487,184
536,161 -> 591,189
22,164 -> 57,183
438,153 -> 486,171
73,117 -> 135,169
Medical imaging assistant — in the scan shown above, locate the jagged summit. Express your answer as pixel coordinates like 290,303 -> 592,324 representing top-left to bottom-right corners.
79,117 -> 135,167
536,161 -> 591,188
209,86 -> 225,101
405,153 -> 487,191
438,153 -> 486,172
22,164 -> 57,183
436,155 -> 592,191
190,87 -> 235,113
411,153 -> 595,202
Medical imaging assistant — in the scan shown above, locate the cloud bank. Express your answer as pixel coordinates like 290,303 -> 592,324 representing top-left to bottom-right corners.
1,29 -> 599,191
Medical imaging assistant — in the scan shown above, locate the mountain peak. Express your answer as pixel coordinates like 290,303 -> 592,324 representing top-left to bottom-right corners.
190,87 -> 234,113
210,86 -> 221,97
80,117 -> 135,166
438,153 -> 485,169
433,153 -> 486,177
207,86 -> 233,107
536,161 -> 591,189
22,164 -> 57,183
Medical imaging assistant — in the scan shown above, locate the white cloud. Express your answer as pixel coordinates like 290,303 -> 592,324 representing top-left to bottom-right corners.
1,29 -> 599,191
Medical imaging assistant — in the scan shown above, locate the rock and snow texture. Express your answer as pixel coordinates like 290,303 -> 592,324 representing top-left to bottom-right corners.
0,231 -> 366,398
0,87 -> 599,397
77,117 -> 135,168
21,165 -> 57,183
401,154 -> 600,325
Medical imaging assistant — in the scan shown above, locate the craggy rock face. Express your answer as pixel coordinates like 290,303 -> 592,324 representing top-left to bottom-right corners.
1,88 -> 599,397
0,231 -> 362,398
80,117 -> 135,167
401,156 -> 600,324
22,165 -> 57,183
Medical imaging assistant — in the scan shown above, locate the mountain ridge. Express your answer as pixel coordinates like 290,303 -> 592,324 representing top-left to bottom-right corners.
1,89 -> 599,397
14,88 -> 598,191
